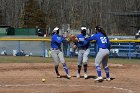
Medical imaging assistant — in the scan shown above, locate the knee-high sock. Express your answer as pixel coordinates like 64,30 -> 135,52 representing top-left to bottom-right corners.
55,65 -> 59,75
104,66 -> 110,78
78,65 -> 81,74
96,66 -> 101,77
63,63 -> 69,75
83,64 -> 87,74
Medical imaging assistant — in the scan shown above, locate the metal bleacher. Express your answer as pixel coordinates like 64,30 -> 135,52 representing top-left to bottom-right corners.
110,42 -> 140,58
89,40 -> 140,59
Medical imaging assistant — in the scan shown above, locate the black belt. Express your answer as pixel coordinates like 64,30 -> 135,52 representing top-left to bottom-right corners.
78,47 -> 88,50
100,48 -> 108,49
52,48 -> 59,50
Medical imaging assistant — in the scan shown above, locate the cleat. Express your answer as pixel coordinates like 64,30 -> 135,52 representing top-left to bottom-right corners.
105,78 -> 111,81
56,73 -> 61,78
66,74 -> 71,79
57,75 -> 61,78
94,77 -> 103,82
84,74 -> 88,79
76,74 -> 80,78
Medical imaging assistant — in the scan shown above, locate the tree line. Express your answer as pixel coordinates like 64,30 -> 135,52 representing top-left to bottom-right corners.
0,0 -> 140,35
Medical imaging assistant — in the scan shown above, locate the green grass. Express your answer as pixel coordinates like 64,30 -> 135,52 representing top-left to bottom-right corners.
0,56 -> 49,63
0,56 -> 139,64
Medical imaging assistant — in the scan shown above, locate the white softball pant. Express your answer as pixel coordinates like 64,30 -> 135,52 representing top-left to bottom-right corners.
51,50 -> 65,66
78,49 -> 90,66
95,48 -> 110,68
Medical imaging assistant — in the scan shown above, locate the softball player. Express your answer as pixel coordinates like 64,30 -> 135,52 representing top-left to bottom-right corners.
86,25 -> 111,81
74,27 -> 90,79
51,27 -> 71,79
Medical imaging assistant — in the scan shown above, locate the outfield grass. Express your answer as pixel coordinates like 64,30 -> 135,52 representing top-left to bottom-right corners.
0,56 -> 49,63
0,56 -> 139,64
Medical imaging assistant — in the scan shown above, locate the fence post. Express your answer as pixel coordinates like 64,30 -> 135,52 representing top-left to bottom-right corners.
128,42 -> 131,59
17,40 -> 20,52
42,41 -> 46,57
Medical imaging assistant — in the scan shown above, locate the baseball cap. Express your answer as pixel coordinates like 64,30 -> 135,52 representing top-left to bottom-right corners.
53,27 -> 59,31
53,27 -> 59,33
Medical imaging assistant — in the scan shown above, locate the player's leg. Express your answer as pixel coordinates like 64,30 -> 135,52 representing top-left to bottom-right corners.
102,51 -> 110,80
54,65 -> 61,78
83,49 -> 90,79
94,49 -> 104,81
77,50 -> 83,78
51,50 -> 60,77
58,51 -> 71,79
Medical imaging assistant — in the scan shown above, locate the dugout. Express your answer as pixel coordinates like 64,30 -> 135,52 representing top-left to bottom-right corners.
7,27 -> 15,35
0,28 -> 7,36
0,25 -> 15,36
37,28 -> 46,37
0,27 -> 46,36
14,28 -> 37,35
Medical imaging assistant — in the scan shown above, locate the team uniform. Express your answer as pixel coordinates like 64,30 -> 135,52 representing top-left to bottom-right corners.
51,27 -> 71,79
74,27 -> 90,79
86,30 -> 111,81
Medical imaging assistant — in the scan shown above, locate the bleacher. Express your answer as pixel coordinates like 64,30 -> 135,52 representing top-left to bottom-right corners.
110,42 -> 140,58
89,42 -> 140,59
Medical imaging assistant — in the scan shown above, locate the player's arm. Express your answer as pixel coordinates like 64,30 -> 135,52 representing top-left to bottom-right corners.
52,35 -> 64,44
85,34 -> 96,41
73,42 -> 78,49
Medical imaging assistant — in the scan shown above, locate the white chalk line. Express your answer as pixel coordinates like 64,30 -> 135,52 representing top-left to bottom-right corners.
0,83 -> 135,93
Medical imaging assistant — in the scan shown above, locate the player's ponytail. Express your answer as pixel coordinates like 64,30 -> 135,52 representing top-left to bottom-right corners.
95,25 -> 107,37
100,28 -> 107,37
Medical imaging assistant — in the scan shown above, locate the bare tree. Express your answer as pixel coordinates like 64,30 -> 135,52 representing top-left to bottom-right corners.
0,0 -> 140,35
20,0 -> 46,28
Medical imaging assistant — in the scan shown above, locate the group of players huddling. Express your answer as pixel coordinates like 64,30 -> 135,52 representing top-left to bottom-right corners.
51,25 -> 111,82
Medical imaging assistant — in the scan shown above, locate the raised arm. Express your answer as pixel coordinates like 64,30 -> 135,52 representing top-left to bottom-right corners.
85,34 -> 96,42
52,36 -> 64,44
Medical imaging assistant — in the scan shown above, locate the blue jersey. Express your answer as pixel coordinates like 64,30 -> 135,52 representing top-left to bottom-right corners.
75,34 -> 90,49
51,34 -> 64,49
86,32 -> 111,49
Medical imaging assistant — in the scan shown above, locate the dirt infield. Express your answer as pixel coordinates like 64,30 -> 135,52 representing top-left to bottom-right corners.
0,62 -> 139,93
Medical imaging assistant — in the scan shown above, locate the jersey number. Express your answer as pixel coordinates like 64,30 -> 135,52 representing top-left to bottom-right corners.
100,37 -> 107,43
